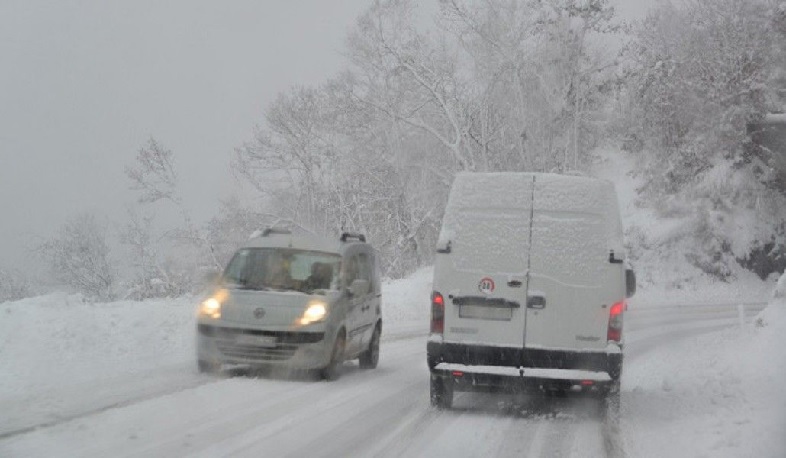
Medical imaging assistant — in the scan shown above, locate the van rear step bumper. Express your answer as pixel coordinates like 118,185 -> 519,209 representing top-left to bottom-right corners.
427,341 -> 622,380
432,363 -> 613,392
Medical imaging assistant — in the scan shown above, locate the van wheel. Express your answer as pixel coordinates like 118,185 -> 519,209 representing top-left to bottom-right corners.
601,379 -> 621,418
197,359 -> 220,374
359,325 -> 380,369
430,374 -> 453,409
321,331 -> 346,381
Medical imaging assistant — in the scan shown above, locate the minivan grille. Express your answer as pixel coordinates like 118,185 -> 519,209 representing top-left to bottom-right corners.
199,324 -> 324,362
216,341 -> 298,361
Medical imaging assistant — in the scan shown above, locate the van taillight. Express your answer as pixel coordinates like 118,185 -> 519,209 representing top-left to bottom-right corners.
607,300 -> 625,342
431,291 -> 445,334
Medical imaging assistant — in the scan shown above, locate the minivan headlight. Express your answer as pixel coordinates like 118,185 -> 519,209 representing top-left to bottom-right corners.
198,289 -> 228,319
299,301 -> 327,325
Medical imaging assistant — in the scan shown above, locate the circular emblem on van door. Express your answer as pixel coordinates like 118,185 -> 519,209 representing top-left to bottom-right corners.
253,308 -> 266,319
478,277 -> 495,295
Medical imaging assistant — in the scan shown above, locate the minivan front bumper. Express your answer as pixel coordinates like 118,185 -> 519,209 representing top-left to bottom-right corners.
197,324 -> 331,370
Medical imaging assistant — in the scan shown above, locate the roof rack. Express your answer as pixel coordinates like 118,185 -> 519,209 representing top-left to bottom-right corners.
261,227 -> 292,237
340,232 -> 366,243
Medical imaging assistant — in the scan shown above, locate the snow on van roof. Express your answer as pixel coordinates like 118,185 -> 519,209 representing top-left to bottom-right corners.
439,173 -> 624,277
448,172 -> 614,214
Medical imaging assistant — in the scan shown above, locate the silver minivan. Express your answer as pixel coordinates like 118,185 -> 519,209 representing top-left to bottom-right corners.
427,173 -> 636,408
196,228 -> 382,380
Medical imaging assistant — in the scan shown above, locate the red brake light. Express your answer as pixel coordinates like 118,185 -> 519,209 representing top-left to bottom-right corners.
607,300 -> 625,342
431,291 -> 445,334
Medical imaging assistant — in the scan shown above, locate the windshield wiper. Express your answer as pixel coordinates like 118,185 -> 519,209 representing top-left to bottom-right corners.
224,279 -> 270,291
299,287 -> 329,296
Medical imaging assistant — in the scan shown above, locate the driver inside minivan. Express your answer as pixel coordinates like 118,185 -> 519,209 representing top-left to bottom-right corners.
266,255 -> 293,289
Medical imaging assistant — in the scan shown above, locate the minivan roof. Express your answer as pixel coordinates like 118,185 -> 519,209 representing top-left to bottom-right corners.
243,232 -> 342,254
241,229 -> 370,254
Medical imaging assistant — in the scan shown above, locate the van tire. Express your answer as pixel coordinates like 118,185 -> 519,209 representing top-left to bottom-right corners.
321,331 -> 346,381
601,379 -> 621,417
359,324 -> 380,369
430,375 -> 453,409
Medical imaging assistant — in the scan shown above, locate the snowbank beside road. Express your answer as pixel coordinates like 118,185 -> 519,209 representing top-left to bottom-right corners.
0,271 -> 433,411
381,266 -> 432,323
623,271 -> 786,457
0,293 -> 196,398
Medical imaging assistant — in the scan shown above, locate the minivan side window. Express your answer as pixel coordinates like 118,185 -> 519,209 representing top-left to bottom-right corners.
343,256 -> 360,288
358,252 -> 373,292
342,253 -> 372,293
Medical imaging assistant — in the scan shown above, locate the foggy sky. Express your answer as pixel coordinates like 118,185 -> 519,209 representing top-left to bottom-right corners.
1,0 -> 371,272
0,0 -> 653,274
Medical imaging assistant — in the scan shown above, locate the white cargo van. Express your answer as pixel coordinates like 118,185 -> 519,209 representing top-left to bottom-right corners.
427,173 -> 636,408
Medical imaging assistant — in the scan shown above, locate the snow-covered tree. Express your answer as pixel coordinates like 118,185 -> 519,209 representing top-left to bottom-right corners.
438,0 -> 620,172
119,206 -> 192,300
124,138 -> 221,298
0,268 -> 32,303
205,197 -> 280,267
620,0 -> 786,280
38,213 -> 116,301
232,0 -> 621,277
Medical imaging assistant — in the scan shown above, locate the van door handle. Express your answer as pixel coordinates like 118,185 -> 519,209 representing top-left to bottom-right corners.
527,295 -> 546,309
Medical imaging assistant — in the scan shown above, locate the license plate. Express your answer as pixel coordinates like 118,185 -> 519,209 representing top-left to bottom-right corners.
236,334 -> 277,347
459,304 -> 513,321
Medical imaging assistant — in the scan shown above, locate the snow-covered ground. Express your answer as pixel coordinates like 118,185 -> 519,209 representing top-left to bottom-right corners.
1,267 -> 784,457
622,286 -> 786,457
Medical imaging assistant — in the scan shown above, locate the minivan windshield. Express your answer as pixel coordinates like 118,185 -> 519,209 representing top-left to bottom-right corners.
222,248 -> 341,294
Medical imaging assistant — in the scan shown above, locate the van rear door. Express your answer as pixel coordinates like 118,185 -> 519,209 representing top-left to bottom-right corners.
524,175 -> 619,352
436,174 -> 535,348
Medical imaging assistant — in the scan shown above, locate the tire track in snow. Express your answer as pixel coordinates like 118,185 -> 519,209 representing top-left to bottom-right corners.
97,338 -> 426,457
0,375 -> 216,440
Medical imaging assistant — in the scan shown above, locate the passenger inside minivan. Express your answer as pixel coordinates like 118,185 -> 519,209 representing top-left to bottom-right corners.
266,255 -> 293,289
304,262 -> 333,290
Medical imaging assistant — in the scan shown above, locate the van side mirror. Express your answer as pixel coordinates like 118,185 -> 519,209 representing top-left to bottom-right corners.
436,240 -> 452,254
349,279 -> 370,297
625,269 -> 637,298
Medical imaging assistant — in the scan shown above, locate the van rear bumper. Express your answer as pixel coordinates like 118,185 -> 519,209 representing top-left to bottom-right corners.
431,362 -> 613,393
427,341 -> 622,383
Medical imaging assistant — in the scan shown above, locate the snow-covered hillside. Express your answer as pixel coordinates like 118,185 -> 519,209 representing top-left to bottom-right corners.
592,148 -> 775,305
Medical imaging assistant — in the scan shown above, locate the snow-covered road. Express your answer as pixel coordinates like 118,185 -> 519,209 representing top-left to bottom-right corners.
0,300 -> 770,458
